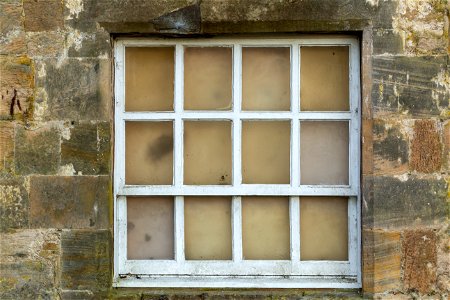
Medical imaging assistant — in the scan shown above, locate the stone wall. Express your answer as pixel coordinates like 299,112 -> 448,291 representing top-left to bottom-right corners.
0,0 -> 448,299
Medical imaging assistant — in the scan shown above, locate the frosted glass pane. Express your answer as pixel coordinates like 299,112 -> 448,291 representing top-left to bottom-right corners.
184,47 -> 232,110
125,122 -> 173,185
125,47 -> 174,111
242,121 -> 290,184
242,47 -> 290,111
300,121 -> 349,185
300,46 -> 349,111
242,197 -> 290,260
184,121 -> 232,185
127,197 -> 174,260
300,197 -> 348,260
185,197 -> 232,260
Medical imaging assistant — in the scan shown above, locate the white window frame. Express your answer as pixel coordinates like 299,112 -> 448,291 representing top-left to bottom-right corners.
113,36 -> 361,288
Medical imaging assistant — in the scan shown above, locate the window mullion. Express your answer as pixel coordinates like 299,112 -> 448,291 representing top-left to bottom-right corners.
290,197 -> 300,261
174,44 -> 184,187
175,196 -> 185,262
232,196 -> 243,262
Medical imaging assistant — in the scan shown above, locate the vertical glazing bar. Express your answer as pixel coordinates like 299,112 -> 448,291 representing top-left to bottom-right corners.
114,41 -> 126,278
233,44 -> 242,186
290,196 -> 300,261
175,196 -> 185,262
232,196 -> 243,262
174,44 -> 184,187
291,44 -> 300,187
348,197 -> 358,275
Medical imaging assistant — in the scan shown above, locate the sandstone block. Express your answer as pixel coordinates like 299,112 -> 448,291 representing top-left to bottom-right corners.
23,0 -> 63,32
410,120 -> 442,173
0,177 -> 29,232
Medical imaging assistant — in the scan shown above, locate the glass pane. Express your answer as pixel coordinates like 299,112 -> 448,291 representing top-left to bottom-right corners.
184,121 -> 232,185
184,47 -> 232,110
127,197 -> 174,260
125,122 -> 173,185
300,197 -> 348,260
125,47 -> 174,111
300,121 -> 349,185
242,121 -> 290,184
300,46 -> 349,111
242,197 -> 290,260
242,47 -> 290,111
184,197 -> 232,260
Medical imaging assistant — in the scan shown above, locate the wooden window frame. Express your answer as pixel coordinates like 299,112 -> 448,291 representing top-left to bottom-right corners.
113,36 -> 361,288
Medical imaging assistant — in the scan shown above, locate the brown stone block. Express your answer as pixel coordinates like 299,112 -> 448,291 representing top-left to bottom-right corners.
0,56 -> 34,120
0,229 -> 60,299
410,120 -> 442,173
26,31 -> 64,58
0,122 -> 14,174
0,2 -> 27,55
373,119 -> 408,175
35,58 -> 111,121
61,122 -> 111,175
363,229 -> 401,294
23,0 -> 63,32
443,121 -> 450,170
15,124 -> 60,175
0,177 -> 29,232
61,230 -> 111,291
29,175 -> 110,229
362,119 -> 374,176
402,229 -> 438,294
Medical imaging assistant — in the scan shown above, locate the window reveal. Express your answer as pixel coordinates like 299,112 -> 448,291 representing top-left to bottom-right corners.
114,37 -> 361,288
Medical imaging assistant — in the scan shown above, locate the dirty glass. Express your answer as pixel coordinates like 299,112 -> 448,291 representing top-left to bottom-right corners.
125,47 -> 174,111
242,47 -> 290,111
242,197 -> 290,260
300,197 -> 348,261
184,121 -> 232,185
127,197 -> 174,260
125,121 -> 173,185
184,197 -> 232,260
300,121 -> 349,185
242,121 -> 290,184
184,47 -> 232,110
300,46 -> 349,111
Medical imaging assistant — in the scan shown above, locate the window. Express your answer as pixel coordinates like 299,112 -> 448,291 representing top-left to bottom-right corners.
113,36 -> 361,288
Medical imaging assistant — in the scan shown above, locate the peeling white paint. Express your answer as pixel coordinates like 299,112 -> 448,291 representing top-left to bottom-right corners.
60,122 -> 73,140
365,0 -> 379,7
394,173 -> 409,182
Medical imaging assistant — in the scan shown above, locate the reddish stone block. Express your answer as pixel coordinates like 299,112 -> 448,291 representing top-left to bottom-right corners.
410,120 -> 442,173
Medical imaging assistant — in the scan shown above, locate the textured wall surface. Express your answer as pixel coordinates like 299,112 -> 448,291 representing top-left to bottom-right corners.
0,0 -> 449,299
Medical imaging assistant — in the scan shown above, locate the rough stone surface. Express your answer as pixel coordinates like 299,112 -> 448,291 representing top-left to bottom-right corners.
23,0 -> 63,32
363,229 -> 401,293
26,31 -> 65,58
0,229 -> 60,299
0,2 -> 27,55
0,122 -> 15,175
410,120 -> 443,173
373,119 -> 409,175
0,177 -> 29,232
61,230 -> 111,291
36,59 -> 110,121
0,56 -> 35,121
363,176 -> 448,229
29,176 -> 110,229
15,124 -> 60,175
61,122 -> 110,175
402,229 -> 438,294
373,56 -> 449,117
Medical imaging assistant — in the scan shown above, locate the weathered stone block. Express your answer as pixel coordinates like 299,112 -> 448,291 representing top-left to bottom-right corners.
0,122 -> 15,175
373,56 -> 448,117
410,120 -> 442,173
29,176 -> 110,229
373,119 -> 408,175
23,0 -> 63,32
61,122 -> 110,175
0,177 -> 29,232
0,56 -> 34,121
0,2 -> 27,55
26,31 -> 65,58
363,176 -> 448,229
362,229 -> 401,293
372,29 -> 403,55
0,229 -> 60,299
15,124 -> 60,175
402,229 -> 437,294
36,59 -> 110,121
66,28 -> 111,58
61,230 -> 111,291
444,121 -> 450,169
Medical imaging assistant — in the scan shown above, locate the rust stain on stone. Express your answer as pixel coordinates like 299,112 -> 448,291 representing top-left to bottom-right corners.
410,120 -> 442,173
